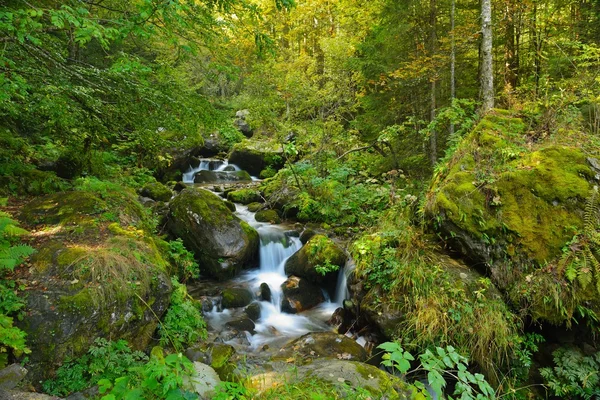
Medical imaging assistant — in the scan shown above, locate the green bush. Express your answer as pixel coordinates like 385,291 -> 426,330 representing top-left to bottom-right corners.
540,347 -> 600,399
159,279 -> 207,351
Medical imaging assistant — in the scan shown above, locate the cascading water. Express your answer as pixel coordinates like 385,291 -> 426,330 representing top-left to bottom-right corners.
181,158 -> 260,183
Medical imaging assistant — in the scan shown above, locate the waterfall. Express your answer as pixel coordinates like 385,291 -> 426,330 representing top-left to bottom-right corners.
182,159 -> 238,183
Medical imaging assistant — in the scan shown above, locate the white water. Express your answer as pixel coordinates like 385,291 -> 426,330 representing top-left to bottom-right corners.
182,158 -> 260,183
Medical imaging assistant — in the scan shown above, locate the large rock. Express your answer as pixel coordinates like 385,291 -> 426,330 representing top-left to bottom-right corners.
193,170 -> 252,184
18,190 -> 172,382
234,110 -> 253,138
280,276 -> 324,313
275,332 -> 367,363
184,362 -> 221,399
425,110 -> 600,325
226,189 -> 262,204
139,181 -> 172,202
167,188 -> 259,280
284,235 -> 346,290
249,360 -> 412,399
228,141 -> 285,177
221,288 -> 253,309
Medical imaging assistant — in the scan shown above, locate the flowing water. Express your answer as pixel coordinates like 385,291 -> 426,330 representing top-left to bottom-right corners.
182,158 -> 260,183
184,159 -> 350,351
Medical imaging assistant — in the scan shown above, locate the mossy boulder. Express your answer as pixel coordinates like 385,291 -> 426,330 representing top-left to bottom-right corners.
275,332 -> 367,363
193,170 -> 251,184
249,360 -> 413,399
17,191 -> 172,382
246,202 -> 263,212
210,343 -> 237,381
221,288 -> 253,309
228,141 -> 284,177
280,276 -> 325,313
255,209 -> 281,224
227,189 -> 262,204
167,188 -> 259,280
425,110 -> 600,325
139,182 -> 172,202
284,235 -> 346,289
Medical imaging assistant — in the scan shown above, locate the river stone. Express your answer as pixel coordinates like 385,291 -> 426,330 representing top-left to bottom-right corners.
167,188 -> 259,280
0,364 -> 27,390
184,362 -> 221,399
244,302 -> 261,321
223,200 -> 236,212
226,317 -> 256,334
299,228 -> 316,244
276,332 -> 367,363
221,288 -> 253,309
258,283 -> 271,302
255,209 -> 281,224
193,170 -> 252,184
328,307 -> 352,334
280,276 -> 325,314
210,344 -> 237,381
227,189 -> 262,204
284,235 -> 346,288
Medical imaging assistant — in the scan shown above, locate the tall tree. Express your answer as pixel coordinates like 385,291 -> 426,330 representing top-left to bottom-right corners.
481,0 -> 494,111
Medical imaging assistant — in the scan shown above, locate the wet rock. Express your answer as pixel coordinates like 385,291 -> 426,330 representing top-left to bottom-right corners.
167,188 -> 259,280
138,182 -> 172,202
224,200 -> 236,212
280,276 -> 325,314
226,317 -> 256,334
197,137 -> 228,158
255,209 -> 281,224
299,228 -> 316,244
284,235 -> 347,289
193,170 -> 252,184
276,332 -> 367,363
285,230 -> 300,238
327,307 -> 352,335
221,288 -> 253,309
244,302 -> 261,321
0,364 -> 27,390
258,283 -> 272,302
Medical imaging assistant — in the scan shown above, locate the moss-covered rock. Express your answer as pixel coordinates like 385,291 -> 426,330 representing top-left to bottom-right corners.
249,360 -> 413,399
274,332 -> 367,363
227,189 -> 262,204
284,235 -> 346,289
425,110 -> 600,325
17,190 -> 172,382
221,288 -> 253,309
167,188 -> 259,280
210,344 -> 236,381
228,141 -> 284,177
254,209 -> 281,224
246,202 -> 263,212
139,182 -> 173,202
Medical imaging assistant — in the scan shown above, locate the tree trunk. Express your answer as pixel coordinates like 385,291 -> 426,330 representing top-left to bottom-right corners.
429,0 -> 438,165
481,0 -> 494,112
450,0 -> 456,136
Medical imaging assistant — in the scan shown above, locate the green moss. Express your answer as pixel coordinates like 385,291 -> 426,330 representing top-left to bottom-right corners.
227,188 -> 262,204
21,191 -> 106,227
255,209 -> 281,224
240,220 -> 259,248
59,288 -> 95,313
247,202 -> 263,212
139,182 -> 172,202
171,188 -> 234,226
210,344 -> 236,381
305,235 -> 346,268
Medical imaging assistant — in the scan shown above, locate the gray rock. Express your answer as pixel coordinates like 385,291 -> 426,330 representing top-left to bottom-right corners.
0,364 -> 27,390
280,276 -> 325,314
193,170 -> 252,184
258,283 -> 271,302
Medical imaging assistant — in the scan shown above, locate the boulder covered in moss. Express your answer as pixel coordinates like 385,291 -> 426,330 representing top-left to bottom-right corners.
246,202 -> 263,212
255,209 -> 281,224
139,181 -> 172,202
228,141 -> 284,177
284,235 -> 346,289
275,332 -> 367,363
280,276 -> 325,313
227,189 -> 262,204
221,288 -> 253,309
17,190 -> 172,382
425,110 -> 600,325
167,188 -> 259,280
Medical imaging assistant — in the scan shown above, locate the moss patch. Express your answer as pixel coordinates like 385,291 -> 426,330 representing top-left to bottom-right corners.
227,188 -> 262,204
254,209 -> 281,224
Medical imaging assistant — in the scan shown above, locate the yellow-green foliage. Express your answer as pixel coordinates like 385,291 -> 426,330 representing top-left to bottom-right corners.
352,207 -> 519,382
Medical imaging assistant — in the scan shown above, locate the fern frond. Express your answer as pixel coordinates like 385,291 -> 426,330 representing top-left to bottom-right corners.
0,244 -> 34,272
584,186 -> 599,234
